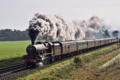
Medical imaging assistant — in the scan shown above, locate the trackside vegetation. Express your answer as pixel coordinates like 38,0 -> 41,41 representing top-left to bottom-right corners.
17,44 -> 120,80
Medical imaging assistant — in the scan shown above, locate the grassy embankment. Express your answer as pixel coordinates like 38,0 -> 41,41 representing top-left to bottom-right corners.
0,41 -> 31,67
18,44 -> 120,80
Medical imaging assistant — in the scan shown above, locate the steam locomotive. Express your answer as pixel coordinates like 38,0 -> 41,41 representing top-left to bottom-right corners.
23,38 -> 118,67
22,28 -> 118,67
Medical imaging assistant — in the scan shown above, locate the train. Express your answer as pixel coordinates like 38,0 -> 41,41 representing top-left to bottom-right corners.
22,38 -> 118,67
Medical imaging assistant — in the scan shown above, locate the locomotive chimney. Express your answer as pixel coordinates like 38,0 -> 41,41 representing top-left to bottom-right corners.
29,28 -> 39,45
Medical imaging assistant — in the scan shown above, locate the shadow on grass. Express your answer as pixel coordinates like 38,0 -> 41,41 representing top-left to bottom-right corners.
0,57 -> 22,68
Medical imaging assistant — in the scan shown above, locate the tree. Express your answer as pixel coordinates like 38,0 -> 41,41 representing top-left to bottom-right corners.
112,30 -> 119,38
104,30 -> 110,38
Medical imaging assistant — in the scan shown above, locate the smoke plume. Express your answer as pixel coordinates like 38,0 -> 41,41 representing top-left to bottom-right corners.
29,13 -> 109,41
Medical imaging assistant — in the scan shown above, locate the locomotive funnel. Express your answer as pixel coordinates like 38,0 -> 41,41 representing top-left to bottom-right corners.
29,28 -> 39,45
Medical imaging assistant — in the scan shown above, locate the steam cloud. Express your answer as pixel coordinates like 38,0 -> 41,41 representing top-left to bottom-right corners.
29,13 -> 109,41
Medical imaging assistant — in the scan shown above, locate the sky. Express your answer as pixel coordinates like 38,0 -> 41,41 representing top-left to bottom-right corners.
0,0 -> 120,31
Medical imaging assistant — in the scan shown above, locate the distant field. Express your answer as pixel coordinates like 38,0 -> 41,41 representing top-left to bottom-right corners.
0,41 -> 31,60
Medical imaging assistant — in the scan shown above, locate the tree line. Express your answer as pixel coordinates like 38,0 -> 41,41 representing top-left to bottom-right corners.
0,29 -> 119,41
0,29 -> 30,41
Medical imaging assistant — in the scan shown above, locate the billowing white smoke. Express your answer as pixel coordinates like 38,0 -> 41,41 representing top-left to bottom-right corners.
29,13 -> 108,41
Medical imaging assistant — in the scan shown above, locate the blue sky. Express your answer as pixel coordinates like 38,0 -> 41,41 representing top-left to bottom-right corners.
0,0 -> 120,30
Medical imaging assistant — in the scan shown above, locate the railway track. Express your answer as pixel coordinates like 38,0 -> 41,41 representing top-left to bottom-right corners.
0,63 -> 27,77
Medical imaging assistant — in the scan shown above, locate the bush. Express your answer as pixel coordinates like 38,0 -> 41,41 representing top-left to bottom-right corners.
74,56 -> 84,67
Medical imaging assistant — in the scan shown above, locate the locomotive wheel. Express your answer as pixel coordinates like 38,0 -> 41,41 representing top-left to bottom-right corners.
43,59 -> 48,65
24,62 -> 28,67
35,62 -> 44,67
48,57 -> 52,64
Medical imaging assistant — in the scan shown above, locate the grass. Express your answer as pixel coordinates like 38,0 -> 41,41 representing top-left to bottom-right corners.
0,41 -> 31,60
0,57 -> 22,67
17,44 -> 120,80
0,41 -> 31,67
101,51 -> 120,68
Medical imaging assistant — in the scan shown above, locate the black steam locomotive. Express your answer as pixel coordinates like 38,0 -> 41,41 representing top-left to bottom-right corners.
23,37 -> 118,67
22,27 -> 118,67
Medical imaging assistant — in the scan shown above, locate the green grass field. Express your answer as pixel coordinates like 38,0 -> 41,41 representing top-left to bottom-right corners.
0,41 -> 31,60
